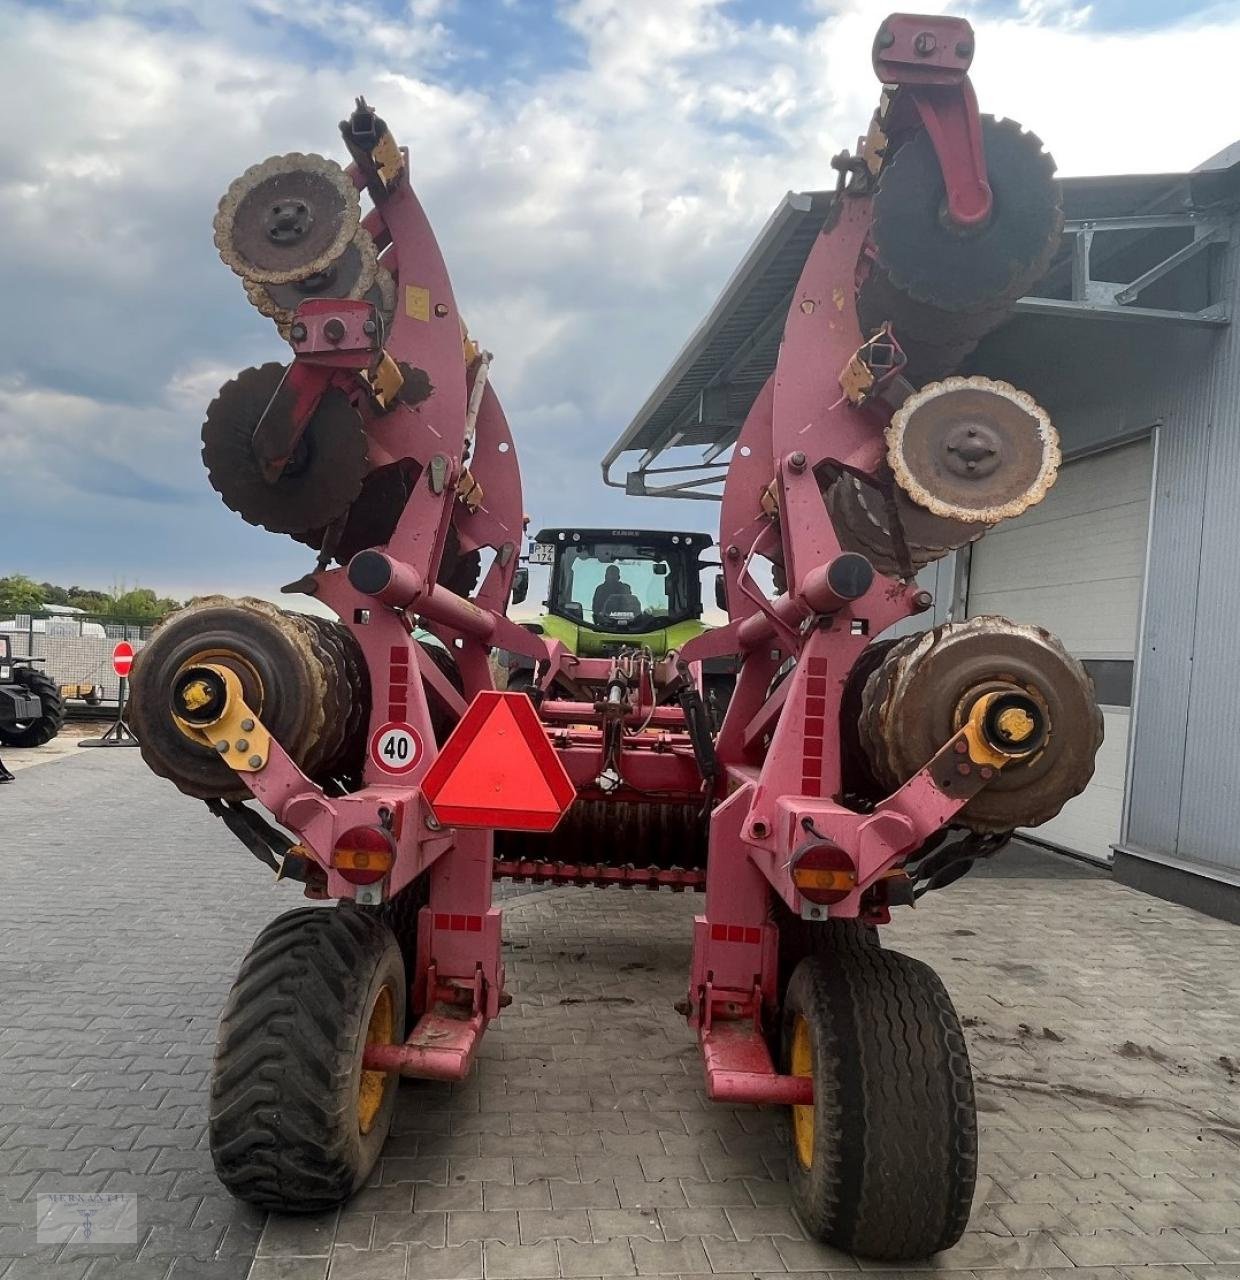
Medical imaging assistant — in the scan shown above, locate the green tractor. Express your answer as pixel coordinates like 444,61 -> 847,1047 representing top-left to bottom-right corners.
509,527 -> 734,724
526,527 -> 714,657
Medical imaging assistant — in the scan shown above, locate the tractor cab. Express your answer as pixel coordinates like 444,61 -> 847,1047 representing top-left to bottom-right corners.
529,528 -> 713,658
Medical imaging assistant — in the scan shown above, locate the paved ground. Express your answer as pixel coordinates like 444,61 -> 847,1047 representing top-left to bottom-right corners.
1,720 -> 113,776
2,752 -> 1240,1280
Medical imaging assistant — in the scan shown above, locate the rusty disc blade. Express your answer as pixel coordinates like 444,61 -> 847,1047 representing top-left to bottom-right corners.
859,616 -> 1102,833
214,153 -> 360,285
887,376 -> 1060,523
245,228 -> 378,324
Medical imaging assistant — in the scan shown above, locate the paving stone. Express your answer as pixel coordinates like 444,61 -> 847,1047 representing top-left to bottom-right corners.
406,1243 -> 483,1280
655,1209 -> 734,1242
247,1260 -> 330,1280
557,1239 -> 637,1276
257,1215 -> 340,1258
372,1214 -> 447,1249
516,1211 -> 591,1245
630,1236 -> 710,1275
588,1211 -> 662,1244
480,1241 -> 558,1280
325,1247 -> 409,1279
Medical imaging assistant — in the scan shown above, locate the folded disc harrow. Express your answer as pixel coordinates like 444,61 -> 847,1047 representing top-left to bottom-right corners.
128,19 -> 1100,1265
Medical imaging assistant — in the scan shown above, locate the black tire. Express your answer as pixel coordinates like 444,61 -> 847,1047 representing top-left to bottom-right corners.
871,116 -> 1061,313
0,670 -> 66,747
210,905 -> 405,1212
781,949 -> 976,1260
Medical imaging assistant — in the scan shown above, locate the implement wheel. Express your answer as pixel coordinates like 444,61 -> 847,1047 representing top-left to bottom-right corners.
210,906 -> 404,1212
781,948 -> 976,1259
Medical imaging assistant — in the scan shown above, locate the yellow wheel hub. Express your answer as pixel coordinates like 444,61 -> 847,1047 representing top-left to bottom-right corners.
790,1014 -> 814,1170
357,984 -> 395,1135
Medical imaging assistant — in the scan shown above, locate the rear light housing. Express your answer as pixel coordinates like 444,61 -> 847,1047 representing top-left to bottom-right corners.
789,842 -> 857,906
333,825 -> 395,886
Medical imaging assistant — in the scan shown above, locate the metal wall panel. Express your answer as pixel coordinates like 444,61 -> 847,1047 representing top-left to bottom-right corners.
975,231 -> 1236,869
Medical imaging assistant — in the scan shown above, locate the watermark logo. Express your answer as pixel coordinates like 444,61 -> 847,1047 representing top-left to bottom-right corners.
37,1193 -> 138,1245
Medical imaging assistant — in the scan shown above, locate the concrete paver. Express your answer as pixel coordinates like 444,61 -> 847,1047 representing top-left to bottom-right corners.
2,752 -> 1239,1280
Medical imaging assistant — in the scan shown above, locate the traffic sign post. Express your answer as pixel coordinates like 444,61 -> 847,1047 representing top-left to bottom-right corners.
80,642 -> 141,748
422,691 -> 575,831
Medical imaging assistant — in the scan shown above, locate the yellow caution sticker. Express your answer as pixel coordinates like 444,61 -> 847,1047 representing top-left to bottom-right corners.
405,285 -> 431,322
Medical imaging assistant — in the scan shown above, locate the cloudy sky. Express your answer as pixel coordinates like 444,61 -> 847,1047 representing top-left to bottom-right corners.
3,0 -> 1238,604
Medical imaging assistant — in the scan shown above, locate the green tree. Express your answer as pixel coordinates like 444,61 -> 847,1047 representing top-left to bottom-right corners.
0,574 -> 44,612
39,582 -> 70,606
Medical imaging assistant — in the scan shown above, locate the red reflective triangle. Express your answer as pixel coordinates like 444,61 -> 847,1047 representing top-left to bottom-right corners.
423,691 -> 575,832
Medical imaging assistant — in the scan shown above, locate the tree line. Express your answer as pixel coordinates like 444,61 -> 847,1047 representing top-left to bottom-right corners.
0,574 -> 182,619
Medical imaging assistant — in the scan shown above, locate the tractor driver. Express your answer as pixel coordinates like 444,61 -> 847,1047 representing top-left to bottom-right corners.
592,564 -> 640,626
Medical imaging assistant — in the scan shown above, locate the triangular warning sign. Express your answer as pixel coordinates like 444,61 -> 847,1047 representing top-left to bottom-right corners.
423,691 -> 576,832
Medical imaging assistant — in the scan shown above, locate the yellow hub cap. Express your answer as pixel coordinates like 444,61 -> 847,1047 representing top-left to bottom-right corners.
790,1014 -> 814,1170
358,984 -> 395,1135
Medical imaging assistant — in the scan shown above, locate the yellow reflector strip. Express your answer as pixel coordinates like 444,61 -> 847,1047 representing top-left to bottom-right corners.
335,849 -> 394,873
793,868 -> 856,891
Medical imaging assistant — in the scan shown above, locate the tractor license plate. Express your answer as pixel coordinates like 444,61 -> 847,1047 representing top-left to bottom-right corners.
528,542 -> 555,565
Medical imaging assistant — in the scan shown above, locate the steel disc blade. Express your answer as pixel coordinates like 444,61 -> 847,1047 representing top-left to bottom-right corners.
214,153 -> 360,285
871,116 -> 1062,312
201,363 -> 369,535
245,229 -> 378,324
887,376 -> 1060,523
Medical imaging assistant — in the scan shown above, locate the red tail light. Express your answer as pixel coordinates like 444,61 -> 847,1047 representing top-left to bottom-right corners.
790,843 -> 856,906
333,825 -> 395,886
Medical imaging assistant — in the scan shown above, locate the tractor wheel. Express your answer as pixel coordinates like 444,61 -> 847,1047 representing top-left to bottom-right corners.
0,670 -> 67,747
209,905 -> 404,1212
781,948 -> 976,1260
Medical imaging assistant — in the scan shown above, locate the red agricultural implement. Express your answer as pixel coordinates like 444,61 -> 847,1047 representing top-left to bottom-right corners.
130,13 -> 1101,1260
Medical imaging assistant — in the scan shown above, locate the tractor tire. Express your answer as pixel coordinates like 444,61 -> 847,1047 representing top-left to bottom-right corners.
0,670 -> 67,747
781,948 -> 976,1260
209,905 -> 404,1213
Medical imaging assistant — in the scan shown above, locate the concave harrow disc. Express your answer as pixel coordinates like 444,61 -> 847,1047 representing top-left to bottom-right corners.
201,363 -> 369,536
858,616 -> 1102,833
214,153 -> 360,285
871,116 -> 1062,312
826,473 -> 985,577
127,597 -> 369,800
245,228 -> 379,324
887,376 -> 1060,524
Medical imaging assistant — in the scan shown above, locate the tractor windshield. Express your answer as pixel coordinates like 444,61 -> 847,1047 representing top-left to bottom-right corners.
550,540 -> 698,633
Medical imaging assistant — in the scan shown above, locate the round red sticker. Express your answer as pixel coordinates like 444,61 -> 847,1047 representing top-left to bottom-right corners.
369,721 -> 424,775
112,641 -> 135,677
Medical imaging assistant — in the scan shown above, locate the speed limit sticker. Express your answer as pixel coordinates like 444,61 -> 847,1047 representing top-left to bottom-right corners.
369,722 -> 424,775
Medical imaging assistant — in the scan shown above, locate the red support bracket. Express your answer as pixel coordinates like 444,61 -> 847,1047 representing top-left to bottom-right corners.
872,15 -> 992,228
697,982 -> 812,1106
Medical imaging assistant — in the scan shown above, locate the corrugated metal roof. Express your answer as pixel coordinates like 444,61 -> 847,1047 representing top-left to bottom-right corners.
602,170 -> 1207,477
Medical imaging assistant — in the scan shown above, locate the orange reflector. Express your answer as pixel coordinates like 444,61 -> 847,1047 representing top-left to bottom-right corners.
334,825 -> 394,885
790,844 -> 856,905
422,691 -> 575,832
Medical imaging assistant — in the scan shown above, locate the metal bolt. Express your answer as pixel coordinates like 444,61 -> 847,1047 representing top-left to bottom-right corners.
954,740 -> 968,754
240,718 -> 255,731
248,755 -> 263,768
425,814 -> 442,831
235,739 -> 248,752
876,28 -> 894,48
289,322 -> 308,342
323,317 -> 346,343
788,451 -> 807,473
955,40 -> 973,57
362,319 -> 377,335
980,766 -> 994,780
914,31 -> 936,55
751,820 -> 769,839
726,545 -> 741,561
434,302 -> 449,317
912,589 -> 933,611
966,461 -> 977,471
215,740 -> 229,754
956,762 -> 972,776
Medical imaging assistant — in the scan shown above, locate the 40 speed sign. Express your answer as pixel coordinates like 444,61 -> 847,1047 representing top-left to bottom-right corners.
368,721 -> 425,775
